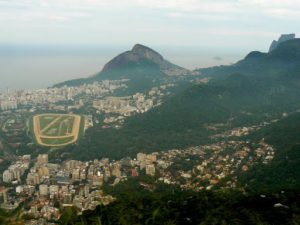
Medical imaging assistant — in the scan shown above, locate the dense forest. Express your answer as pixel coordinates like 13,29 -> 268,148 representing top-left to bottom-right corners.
58,179 -> 300,225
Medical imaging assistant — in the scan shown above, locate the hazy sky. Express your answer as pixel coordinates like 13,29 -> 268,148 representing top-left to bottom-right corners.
0,0 -> 299,91
0,0 -> 299,49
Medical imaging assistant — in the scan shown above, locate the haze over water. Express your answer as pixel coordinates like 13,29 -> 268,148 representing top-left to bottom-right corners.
0,45 -> 245,92
0,0 -> 296,92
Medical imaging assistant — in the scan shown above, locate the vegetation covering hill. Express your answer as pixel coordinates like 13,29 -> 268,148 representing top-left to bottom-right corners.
58,112 -> 300,225
240,112 -> 300,191
55,68 -> 300,161
52,36 -> 300,225
58,178 -> 300,225
198,38 -> 300,78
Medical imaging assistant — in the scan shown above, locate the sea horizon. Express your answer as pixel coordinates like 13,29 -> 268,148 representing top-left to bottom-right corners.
0,44 -> 251,92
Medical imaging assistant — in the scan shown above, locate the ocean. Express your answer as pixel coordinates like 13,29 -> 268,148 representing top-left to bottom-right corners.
0,45 -> 244,92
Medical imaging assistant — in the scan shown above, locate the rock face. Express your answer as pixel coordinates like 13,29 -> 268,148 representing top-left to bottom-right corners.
269,34 -> 296,52
101,44 -> 189,76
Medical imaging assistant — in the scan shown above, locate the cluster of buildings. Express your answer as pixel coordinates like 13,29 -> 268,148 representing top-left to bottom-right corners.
2,155 -> 31,183
0,79 -> 176,135
0,151 -> 160,223
0,99 -> 18,111
210,118 -> 283,139
0,135 -> 276,224
93,96 -> 138,117
0,80 -> 128,111
0,79 -> 282,224
154,140 -> 275,191
0,155 -> 31,210
93,84 -> 174,124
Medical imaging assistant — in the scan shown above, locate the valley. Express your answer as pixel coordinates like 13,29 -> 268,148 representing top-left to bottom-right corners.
1,37 -> 300,224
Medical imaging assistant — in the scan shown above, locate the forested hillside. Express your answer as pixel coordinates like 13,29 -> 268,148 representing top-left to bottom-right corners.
240,112 -> 300,191
58,179 -> 300,225
55,71 -> 300,161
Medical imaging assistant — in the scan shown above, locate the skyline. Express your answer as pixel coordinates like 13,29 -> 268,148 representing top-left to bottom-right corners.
1,0 -> 299,49
0,0 -> 299,91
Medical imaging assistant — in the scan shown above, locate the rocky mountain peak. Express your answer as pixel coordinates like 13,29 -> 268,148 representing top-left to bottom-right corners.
132,43 -> 154,52
131,44 -> 164,62
269,33 -> 296,52
100,44 -> 189,76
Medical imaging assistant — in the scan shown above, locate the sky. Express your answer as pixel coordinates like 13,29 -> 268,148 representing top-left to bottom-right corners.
1,0 -> 299,48
0,0 -> 299,90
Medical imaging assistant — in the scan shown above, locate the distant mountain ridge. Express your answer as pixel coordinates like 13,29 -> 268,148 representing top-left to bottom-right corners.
199,37 -> 300,77
55,35 -> 299,88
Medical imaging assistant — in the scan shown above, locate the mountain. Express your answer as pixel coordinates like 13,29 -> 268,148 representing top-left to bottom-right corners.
52,35 -> 300,162
54,72 -> 300,161
55,44 -> 190,89
198,38 -> 300,78
59,110 -> 300,225
101,44 -> 189,77
269,33 -> 296,52
57,37 -> 300,225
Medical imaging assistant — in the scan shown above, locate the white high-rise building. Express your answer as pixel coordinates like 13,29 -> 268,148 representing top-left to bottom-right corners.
146,164 -> 156,176
37,154 -> 48,166
39,184 -> 48,196
137,153 -> 147,162
0,100 -> 18,111
3,170 -> 13,183
16,186 -> 24,194
49,185 -> 59,196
